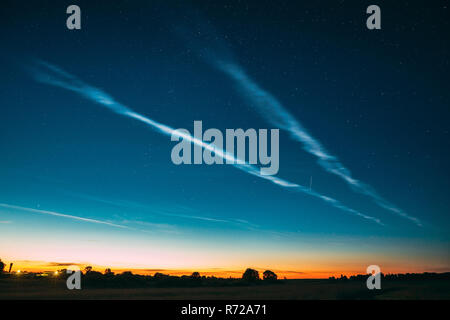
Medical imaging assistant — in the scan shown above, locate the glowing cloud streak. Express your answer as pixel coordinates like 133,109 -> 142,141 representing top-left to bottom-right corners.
0,203 -> 130,229
173,14 -> 419,226
27,60 -> 382,225
212,61 -> 421,227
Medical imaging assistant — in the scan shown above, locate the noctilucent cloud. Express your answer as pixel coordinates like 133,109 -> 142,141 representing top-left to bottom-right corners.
0,1 -> 449,277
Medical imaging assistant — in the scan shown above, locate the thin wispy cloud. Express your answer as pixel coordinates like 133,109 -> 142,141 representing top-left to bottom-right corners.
120,219 -> 180,235
63,191 -> 365,236
162,212 -> 230,224
46,262 -> 81,267
0,202 -> 184,234
0,203 -> 130,229
64,190 -> 254,227
26,60 -> 382,225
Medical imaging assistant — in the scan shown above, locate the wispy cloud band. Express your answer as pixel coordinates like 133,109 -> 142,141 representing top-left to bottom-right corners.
26,60 -> 383,225
213,60 -> 421,226
0,203 -> 129,229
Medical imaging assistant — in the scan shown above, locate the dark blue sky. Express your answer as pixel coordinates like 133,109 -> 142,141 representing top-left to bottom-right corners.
0,1 -> 449,274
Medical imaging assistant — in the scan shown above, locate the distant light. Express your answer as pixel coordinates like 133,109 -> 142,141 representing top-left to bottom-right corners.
17,270 -> 21,274
54,271 -> 59,276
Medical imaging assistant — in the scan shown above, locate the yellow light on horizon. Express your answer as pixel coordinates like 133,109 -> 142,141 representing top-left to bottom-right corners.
54,271 -> 59,276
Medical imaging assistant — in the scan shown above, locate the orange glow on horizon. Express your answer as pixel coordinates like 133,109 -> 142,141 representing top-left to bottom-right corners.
3,259 -> 447,280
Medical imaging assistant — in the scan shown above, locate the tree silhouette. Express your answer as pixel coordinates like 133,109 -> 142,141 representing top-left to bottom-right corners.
263,270 -> 277,281
242,268 -> 260,282
104,268 -> 113,274
154,272 -> 168,279
0,259 -> 4,273
104,268 -> 114,277
120,271 -> 133,277
84,266 -> 92,274
85,270 -> 103,279
191,272 -> 201,279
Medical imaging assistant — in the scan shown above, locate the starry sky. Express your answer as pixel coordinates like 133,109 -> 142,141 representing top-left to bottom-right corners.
0,0 -> 449,278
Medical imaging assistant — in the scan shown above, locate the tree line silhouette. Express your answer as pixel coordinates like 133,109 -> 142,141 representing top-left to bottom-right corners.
329,272 -> 450,282
75,267 -> 280,288
2,258 -> 449,289
0,262 -> 280,288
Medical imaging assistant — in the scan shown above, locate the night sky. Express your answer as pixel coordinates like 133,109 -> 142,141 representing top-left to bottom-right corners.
0,1 -> 449,277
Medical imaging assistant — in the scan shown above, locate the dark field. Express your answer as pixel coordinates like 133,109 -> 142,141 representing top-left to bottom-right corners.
1,278 -> 449,300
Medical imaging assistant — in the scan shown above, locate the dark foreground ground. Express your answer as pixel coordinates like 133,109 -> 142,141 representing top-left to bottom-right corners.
1,278 -> 449,299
